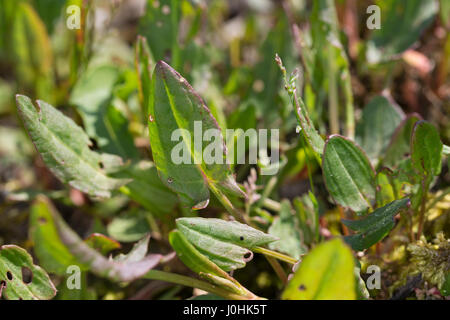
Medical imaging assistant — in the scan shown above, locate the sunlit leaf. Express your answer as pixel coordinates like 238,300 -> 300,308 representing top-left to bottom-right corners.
148,61 -> 244,209
282,239 -> 356,300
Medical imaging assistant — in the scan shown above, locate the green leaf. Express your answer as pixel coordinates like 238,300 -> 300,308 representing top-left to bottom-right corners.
169,230 -> 250,297
411,121 -> 443,177
33,196 -> 162,282
29,196 -> 86,275
84,233 -> 121,256
107,209 -> 151,243
148,61 -> 244,209
69,65 -> 139,159
12,2 -> 54,102
139,0 -> 181,67
367,0 -> 438,63
0,245 -> 56,300
356,95 -> 405,163
176,217 -> 277,271
282,238 -> 356,300
135,35 -> 154,123
111,161 -> 178,217
382,113 -> 422,168
342,198 -> 410,251
322,135 -> 376,214
277,55 -> 325,156
268,200 -> 308,260
16,94 -> 130,198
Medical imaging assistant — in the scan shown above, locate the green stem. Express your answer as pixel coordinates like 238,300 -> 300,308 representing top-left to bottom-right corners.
262,198 -> 281,212
144,270 -> 262,300
209,184 -> 246,223
253,246 -> 297,265
416,179 -> 430,240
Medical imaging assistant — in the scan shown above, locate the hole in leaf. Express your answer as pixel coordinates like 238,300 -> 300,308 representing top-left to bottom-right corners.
298,284 -> 306,291
38,217 -> 47,224
21,267 -> 33,284
243,251 -> 253,262
239,236 -> 244,241
98,161 -> 104,169
6,271 -> 13,281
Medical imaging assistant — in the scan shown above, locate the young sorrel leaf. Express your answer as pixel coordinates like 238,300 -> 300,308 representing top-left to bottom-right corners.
382,113 -> 422,168
356,95 -> 405,164
282,239 -> 356,300
367,0 -> 438,63
0,244 -> 56,300
268,200 -> 308,260
16,95 -> 130,198
342,198 -> 410,251
322,135 -> 376,214
33,196 -> 162,282
69,65 -> 139,159
411,121 -> 443,177
176,218 -> 277,271
148,61 -> 244,210
169,230 -> 253,297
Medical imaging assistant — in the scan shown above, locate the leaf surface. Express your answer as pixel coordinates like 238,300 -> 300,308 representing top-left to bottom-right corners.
0,245 -> 56,300
342,198 -> 410,251
282,239 -> 355,300
322,135 -> 376,214
16,95 -> 129,198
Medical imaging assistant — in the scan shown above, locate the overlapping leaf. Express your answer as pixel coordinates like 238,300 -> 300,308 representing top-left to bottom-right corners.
356,95 -> 405,163
148,61 -> 244,209
411,121 -> 443,178
175,217 -> 277,271
70,65 -> 139,159
342,198 -> 410,251
382,113 -> 422,168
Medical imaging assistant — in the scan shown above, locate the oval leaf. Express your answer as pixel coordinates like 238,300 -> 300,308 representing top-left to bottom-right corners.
176,217 -> 278,271
148,61 -> 244,209
282,239 -> 356,300
411,120 -> 443,177
356,95 -> 405,164
322,135 -> 376,214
